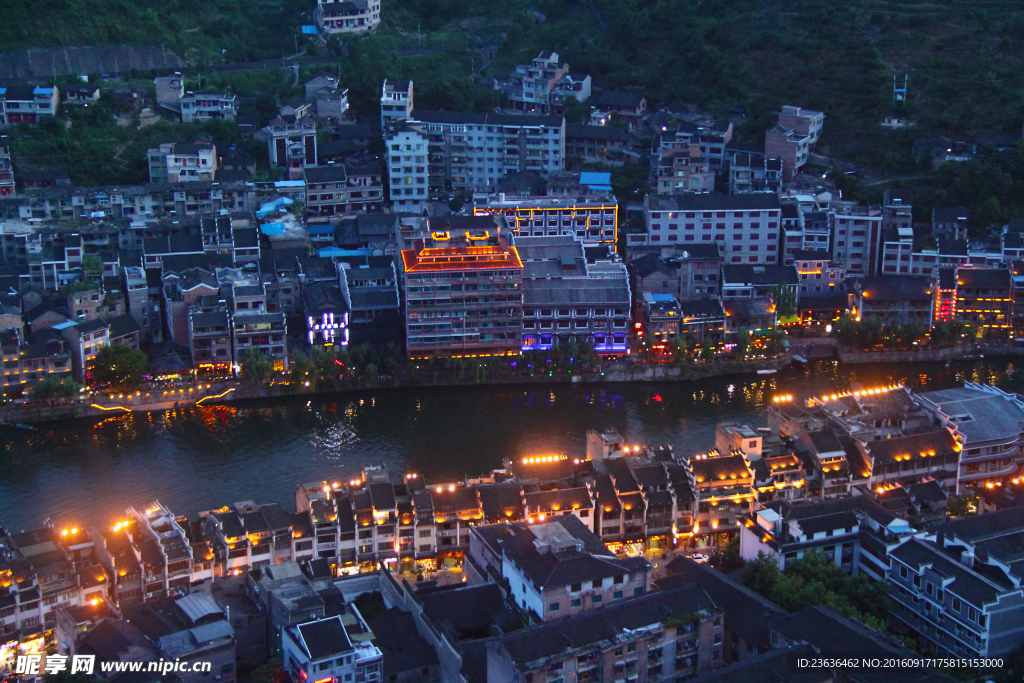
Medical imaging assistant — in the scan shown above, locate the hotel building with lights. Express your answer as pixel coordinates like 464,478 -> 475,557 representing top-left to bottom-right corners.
401,224 -> 524,359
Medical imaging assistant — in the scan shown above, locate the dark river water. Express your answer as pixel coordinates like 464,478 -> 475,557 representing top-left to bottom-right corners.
3,358 -> 1023,532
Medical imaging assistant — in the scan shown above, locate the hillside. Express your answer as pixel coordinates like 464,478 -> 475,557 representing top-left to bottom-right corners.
5,0 -> 1024,224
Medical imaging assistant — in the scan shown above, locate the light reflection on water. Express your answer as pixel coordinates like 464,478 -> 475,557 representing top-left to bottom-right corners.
1,358 -> 1021,531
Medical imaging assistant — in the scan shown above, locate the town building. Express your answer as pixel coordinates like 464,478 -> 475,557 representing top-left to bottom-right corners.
739,496 -> 913,580
380,80 -> 413,132
764,106 -> 823,180
516,235 -> 630,354
850,276 -> 934,327
486,582 -> 724,681
0,85 -> 59,126
401,230 -> 524,358
282,612 -> 383,683
180,94 -> 237,123
0,181 -> 255,221
792,249 -> 846,297
264,114 -> 317,180
315,0 -> 381,34
565,123 -> 631,164
385,110 -> 566,202
0,134 -> 13,197
148,142 -> 218,184
474,192 -> 618,246
636,194 -> 782,264
498,51 -> 591,115
467,515 -> 650,623
832,205 -> 883,275
305,161 -> 384,217
887,507 -> 1024,657
589,90 -> 647,129
916,383 -> 1024,491
728,153 -> 782,195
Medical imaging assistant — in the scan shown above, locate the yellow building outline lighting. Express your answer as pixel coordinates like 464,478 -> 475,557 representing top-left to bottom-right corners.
91,404 -> 131,412
196,388 -> 236,405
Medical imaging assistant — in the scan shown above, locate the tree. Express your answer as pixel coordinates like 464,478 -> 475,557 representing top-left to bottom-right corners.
248,659 -> 288,683
82,256 -> 104,280
947,495 -> 978,517
770,285 -> 797,318
89,343 -> 150,389
735,327 -> 750,360
562,95 -> 589,125
31,376 -> 81,400
239,347 -> 274,385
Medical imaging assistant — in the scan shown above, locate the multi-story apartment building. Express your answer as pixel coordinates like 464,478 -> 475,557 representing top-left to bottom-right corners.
883,189 -> 913,235
282,612 -> 383,683
180,94 -> 237,123
0,86 -> 58,126
655,119 -> 733,175
764,106 -> 823,181
686,451 -> 757,548
792,249 -> 845,296
0,330 -> 73,395
777,106 -> 824,147
315,0 -> 381,34
401,232 -> 524,359
475,193 -> 618,246
379,79 -> 413,132
0,134 -> 13,197
916,384 -> 1024,491
739,496 -> 913,580
386,110 -> 566,201
499,51 -> 591,115
653,145 -> 716,195
56,318 -> 109,381
779,204 -> 830,264
127,502 -> 197,601
147,142 -> 218,184
468,515 -> 650,622
850,276 -> 934,327
887,507 -> 1024,657
188,309 -> 232,375
516,235 -> 631,354
728,153 -> 782,195
230,284 -> 289,372
954,267 -> 1013,338
487,582 -> 724,681
0,181 -> 254,220
264,115 -> 317,180
384,122 -> 428,211
635,194 -> 782,264
565,123 -> 631,163
201,502 -> 296,573
832,205 -> 884,275
306,160 -> 385,217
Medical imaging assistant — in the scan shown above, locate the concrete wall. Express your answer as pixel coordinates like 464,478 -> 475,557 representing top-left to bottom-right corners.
0,46 -> 182,80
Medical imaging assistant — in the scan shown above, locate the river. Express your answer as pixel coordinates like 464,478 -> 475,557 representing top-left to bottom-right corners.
2,358 -> 1022,532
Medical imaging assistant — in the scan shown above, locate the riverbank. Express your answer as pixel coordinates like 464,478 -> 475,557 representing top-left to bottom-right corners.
0,357 -> 787,425
3,345 -> 1020,426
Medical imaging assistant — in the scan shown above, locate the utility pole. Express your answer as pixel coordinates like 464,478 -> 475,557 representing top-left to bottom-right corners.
417,24 -> 420,48
294,34 -> 298,57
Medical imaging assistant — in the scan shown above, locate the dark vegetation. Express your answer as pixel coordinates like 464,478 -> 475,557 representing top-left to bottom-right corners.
2,0 -> 1024,222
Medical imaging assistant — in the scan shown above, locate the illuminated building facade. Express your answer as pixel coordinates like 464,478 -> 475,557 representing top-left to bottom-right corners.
916,384 -> 1024,491
953,267 -> 1012,339
517,235 -> 630,355
686,452 -> 756,547
468,515 -> 650,622
476,194 -> 617,246
401,234 -> 524,359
